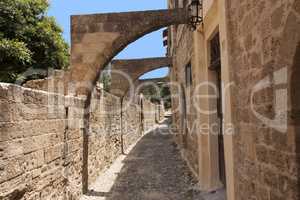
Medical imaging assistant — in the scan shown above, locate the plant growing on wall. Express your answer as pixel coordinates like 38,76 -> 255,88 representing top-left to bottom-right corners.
0,0 -> 69,83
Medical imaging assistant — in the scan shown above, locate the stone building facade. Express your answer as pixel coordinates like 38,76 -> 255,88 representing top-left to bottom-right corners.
167,0 -> 300,199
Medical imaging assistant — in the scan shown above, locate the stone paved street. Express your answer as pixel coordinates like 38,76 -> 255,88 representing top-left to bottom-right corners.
81,119 -> 226,200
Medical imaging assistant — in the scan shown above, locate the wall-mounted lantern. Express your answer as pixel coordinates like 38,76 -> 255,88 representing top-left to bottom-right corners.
163,29 -> 168,47
188,0 -> 203,30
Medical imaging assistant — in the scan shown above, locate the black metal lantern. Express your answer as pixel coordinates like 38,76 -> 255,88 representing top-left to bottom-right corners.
188,0 -> 203,30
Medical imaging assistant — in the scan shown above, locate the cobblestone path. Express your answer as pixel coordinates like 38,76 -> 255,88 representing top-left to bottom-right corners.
81,119 -> 225,200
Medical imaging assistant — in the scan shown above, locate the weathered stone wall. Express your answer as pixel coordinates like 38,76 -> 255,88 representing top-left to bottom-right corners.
23,70 -> 67,95
0,83 -> 159,199
88,90 -> 122,185
142,99 -> 157,132
168,0 -> 200,178
167,0 -> 300,197
226,0 -> 300,199
122,99 -> 143,151
156,103 -> 165,122
0,83 -> 84,199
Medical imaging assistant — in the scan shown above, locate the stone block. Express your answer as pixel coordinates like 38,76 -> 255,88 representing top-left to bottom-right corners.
0,85 -> 9,100
47,105 -> 66,119
2,133 -> 59,159
278,174 -> 298,196
255,144 -> 269,164
67,129 -> 82,140
0,83 -> 23,103
268,149 -> 289,171
271,6 -> 284,30
0,157 -> 23,183
44,144 -> 64,163
21,150 -> 44,171
255,185 -> 269,200
262,169 -> 279,189
0,101 -> 14,122
295,0 -> 300,14
67,138 -> 82,154
13,103 -> 49,121
22,89 -> 49,105
271,130 -> 289,151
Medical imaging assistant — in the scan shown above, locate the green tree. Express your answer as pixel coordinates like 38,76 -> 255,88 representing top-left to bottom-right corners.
99,64 -> 111,92
0,0 -> 69,83
100,71 -> 111,92
140,82 -> 172,109
160,84 -> 171,109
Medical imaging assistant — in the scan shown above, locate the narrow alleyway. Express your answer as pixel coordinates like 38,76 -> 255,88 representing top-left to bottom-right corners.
81,117 -> 225,200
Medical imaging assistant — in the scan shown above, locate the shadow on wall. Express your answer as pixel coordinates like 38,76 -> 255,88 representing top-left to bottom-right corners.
291,42 -> 300,198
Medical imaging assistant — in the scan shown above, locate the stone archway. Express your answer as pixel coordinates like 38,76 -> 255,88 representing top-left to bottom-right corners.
133,76 -> 170,104
69,9 -> 188,96
136,77 -> 170,122
110,57 -> 172,98
69,8 -> 190,193
135,76 -> 170,94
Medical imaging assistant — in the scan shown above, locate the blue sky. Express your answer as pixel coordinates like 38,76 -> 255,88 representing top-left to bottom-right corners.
47,0 -> 169,79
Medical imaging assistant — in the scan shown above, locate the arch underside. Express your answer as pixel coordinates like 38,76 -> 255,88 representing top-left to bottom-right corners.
69,8 -> 189,96
133,76 -> 170,99
110,57 -> 172,97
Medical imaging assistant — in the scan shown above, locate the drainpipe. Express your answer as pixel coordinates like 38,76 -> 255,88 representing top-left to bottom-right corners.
63,106 -> 69,198
82,93 -> 92,194
120,97 -> 125,155
140,95 -> 144,135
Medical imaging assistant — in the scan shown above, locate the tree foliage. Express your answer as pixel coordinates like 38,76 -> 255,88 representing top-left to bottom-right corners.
0,0 -> 69,83
140,82 -> 172,109
99,64 -> 111,92
100,71 -> 111,92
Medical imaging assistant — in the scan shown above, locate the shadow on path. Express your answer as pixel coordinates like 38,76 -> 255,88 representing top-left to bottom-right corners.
83,118 -> 203,200
82,118 -> 226,200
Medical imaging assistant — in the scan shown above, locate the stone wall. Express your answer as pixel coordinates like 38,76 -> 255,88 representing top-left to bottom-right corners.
88,90 -> 122,185
142,99 -> 157,132
168,0 -> 300,197
226,0 -> 300,199
0,83 -> 159,199
23,70 -> 67,95
0,83 -> 84,199
168,0 -> 200,178
156,103 -> 165,123
122,100 -> 141,151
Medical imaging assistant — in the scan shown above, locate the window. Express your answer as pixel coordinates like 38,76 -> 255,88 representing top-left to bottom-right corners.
209,33 -> 221,70
185,62 -> 192,86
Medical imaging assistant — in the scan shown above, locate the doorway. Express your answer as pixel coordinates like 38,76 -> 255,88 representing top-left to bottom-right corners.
180,83 -> 188,148
209,32 -> 226,187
